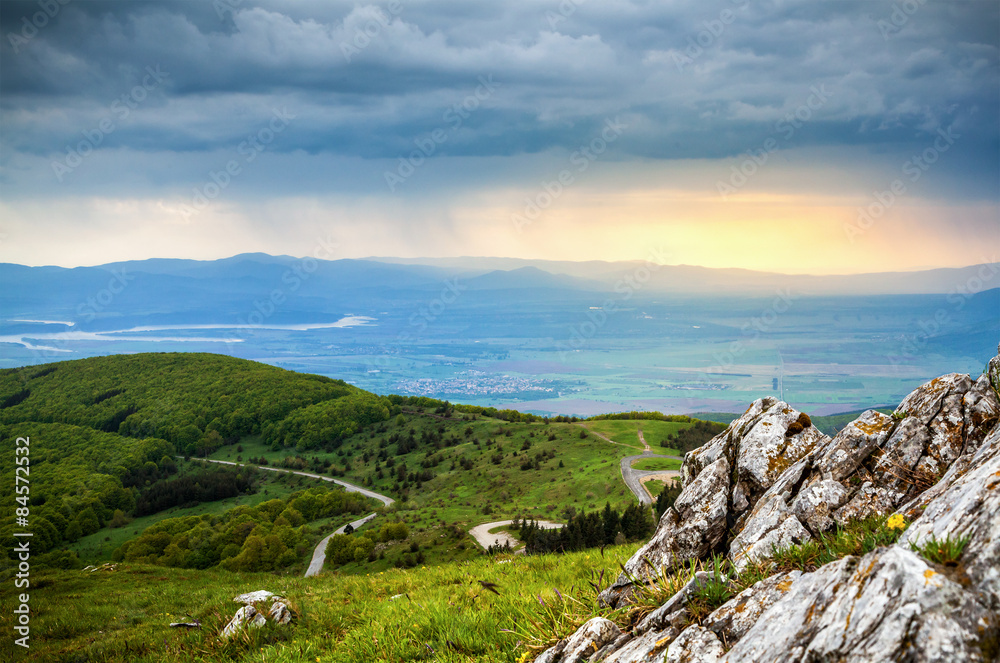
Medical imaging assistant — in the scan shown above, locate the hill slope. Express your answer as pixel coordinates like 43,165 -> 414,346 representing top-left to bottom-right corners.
0,353 -> 707,573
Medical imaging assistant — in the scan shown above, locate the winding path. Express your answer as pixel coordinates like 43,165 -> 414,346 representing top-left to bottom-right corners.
190,419 -> 684,573
305,512 -> 379,576
468,519 -> 564,553
619,430 -> 684,505
187,458 -> 394,577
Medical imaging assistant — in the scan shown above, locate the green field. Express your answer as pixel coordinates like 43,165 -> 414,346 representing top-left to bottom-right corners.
0,545 -> 643,663
579,419 -> 691,450
635,420 -> 693,450
631,457 -> 682,472
642,479 -> 670,497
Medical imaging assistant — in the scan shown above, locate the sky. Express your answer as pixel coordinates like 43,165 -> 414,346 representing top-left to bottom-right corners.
0,0 -> 998,274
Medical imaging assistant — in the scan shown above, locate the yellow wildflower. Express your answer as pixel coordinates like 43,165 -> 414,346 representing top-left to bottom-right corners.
885,514 -> 906,531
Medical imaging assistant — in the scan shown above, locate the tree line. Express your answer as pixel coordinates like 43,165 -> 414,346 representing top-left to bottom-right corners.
515,501 -> 655,554
660,419 -> 728,454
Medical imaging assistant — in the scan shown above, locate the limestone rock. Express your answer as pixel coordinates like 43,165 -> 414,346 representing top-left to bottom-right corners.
220,591 -> 293,639
732,402 -> 828,510
833,480 -> 904,526
220,605 -> 267,639
269,601 -> 292,624
728,493 -> 810,572
536,617 -> 621,663
562,357 -> 1000,663
681,434 -> 727,487
962,373 -> 1000,449
722,547 -> 996,662
591,632 -> 635,662
233,590 -> 281,605
602,629 -> 674,663
989,342 -> 1000,391
727,454 -> 817,571
813,409 -> 894,481
701,571 -> 801,643
874,373 -> 973,496
789,479 -> 848,534
898,422 -> 1000,609
535,644 -> 563,663
599,457 -> 729,607
635,572 -> 712,634
663,625 -> 724,663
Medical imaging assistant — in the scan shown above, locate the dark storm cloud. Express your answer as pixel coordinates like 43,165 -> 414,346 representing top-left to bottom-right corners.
0,0 -> 997,184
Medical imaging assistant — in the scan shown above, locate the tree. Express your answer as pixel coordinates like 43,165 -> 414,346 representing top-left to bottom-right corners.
75,508 -> 101,537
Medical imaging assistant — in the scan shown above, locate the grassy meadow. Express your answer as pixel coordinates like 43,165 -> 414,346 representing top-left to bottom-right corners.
0,545 -> 643,663
630,457 -> 682,472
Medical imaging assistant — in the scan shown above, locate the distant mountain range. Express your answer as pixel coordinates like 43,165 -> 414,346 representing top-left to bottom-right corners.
365,256 -> 1000,297
1,253 -> 998,330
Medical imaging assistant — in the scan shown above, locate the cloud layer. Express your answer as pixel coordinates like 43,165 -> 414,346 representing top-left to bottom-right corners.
0,0 -> 997,268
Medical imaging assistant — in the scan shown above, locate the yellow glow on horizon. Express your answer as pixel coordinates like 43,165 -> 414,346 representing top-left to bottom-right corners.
461,185 -> 998,275
0,189 -> 996,274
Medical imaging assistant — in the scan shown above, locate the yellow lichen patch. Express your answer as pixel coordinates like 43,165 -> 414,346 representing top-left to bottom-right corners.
853,558 -> 878,598
734,601 -> 747,614
654,635 -> 672,649
766,440 -> 816,479
776,579 -> 794,592
924,569 -> 937,579
855,419 -> 893,435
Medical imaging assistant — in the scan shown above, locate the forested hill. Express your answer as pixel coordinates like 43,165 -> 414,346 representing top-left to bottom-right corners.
0,353 -> 392,455
0,354 -> 392,564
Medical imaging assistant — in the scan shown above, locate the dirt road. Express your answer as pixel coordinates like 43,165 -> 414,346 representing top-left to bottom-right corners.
468,519 -> 563,552
188,458 -> 394,577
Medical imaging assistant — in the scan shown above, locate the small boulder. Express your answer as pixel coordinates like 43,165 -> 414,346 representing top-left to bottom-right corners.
233,590 -> 281,605
220,605 -> 267,639
269,601 -> 292,625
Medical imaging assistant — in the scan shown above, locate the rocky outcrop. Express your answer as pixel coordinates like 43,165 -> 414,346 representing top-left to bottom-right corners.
536,345 -> 1000,663
220,590 -> 294,639
722,546 -> 995,662
534,617 -> 621,663
899,422 -> 1000,610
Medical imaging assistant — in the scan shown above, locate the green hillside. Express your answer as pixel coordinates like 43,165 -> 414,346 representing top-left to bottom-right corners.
0,544 -> 643,663
0,353 -> 390,455
1,353 -> 714,576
